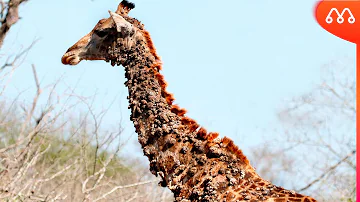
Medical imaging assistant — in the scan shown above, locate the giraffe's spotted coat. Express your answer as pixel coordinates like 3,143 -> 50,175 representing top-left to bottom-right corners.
61,1 -> 318,202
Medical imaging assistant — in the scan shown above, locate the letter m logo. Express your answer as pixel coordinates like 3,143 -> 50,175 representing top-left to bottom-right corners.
326,8 -> 355,24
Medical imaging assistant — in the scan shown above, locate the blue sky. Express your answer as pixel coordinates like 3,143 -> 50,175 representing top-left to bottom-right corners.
0,0 -> 356,156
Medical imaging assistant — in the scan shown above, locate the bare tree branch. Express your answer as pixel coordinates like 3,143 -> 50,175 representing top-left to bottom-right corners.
297,150 -> 356,192
0,0 -> 28,49
93,180 -> 157,202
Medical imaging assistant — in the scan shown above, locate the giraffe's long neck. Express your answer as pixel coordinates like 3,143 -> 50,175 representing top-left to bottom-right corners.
119,34 -> 316,202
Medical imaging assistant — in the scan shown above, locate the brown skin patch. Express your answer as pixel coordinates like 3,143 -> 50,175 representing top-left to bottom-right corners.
206,132 -> 219,141
181,117 -> 199,132
154,73 -> 167,87
171,104 -> 187,116
221,136 -> 232,146
196,127 -> 208,140
142,29 -> 161,62
164,92 -> 176,105
226,139 -> 250,165
153,72 -> 177,106
287,198 -> 303,202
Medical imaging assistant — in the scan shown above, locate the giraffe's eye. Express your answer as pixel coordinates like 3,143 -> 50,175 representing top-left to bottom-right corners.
94,30 -> 108,38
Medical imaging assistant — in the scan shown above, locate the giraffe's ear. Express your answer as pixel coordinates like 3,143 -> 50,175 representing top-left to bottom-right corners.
108,11 -> 134,35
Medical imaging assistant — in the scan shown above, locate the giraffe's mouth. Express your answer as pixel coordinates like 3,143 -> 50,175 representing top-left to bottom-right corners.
62,51 -> 108,65
61,53 -> 81,65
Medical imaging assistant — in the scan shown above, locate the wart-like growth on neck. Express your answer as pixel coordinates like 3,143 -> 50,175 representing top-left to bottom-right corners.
61,1 -> 317,202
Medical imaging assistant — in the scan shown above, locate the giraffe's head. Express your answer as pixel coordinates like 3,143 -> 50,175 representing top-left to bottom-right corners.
62,0 -> 152,66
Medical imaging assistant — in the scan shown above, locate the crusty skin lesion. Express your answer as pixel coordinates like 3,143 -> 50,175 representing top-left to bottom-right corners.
61,1 -> 317,201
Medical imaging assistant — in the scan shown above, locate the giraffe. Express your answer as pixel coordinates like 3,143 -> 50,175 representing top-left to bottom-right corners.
61,1 -> 317,201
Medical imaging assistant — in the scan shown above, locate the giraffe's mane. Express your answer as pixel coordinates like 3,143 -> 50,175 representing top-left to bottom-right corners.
142,29 -> 251,166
